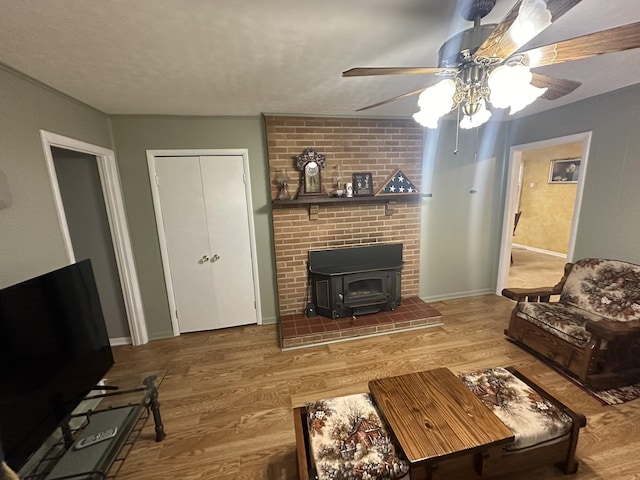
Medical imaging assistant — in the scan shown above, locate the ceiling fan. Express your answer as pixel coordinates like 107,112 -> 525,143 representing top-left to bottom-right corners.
343,0 -> 640,129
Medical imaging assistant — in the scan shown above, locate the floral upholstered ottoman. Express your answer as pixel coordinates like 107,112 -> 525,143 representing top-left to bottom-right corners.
301,393 -> 409,480
293,368 -> 585,479
459,367 -> 573,450
457,366 -> 586,477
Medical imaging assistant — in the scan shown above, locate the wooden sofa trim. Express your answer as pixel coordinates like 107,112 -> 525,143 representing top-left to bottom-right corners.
505,312 -> 598,381
502,262 -> 573,302
293,405 -> 312,480
585,317 -> 640,339
507,315 -> 640,388
505,367 -> 586,474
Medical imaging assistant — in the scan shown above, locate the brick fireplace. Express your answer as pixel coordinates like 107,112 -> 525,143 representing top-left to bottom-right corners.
266,115 -> 441,347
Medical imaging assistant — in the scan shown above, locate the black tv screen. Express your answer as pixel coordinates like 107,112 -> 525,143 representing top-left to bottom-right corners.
0,259 -> 114,471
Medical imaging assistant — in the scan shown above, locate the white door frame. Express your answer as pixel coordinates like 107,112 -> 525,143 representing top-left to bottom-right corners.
495,131 -> 592,294
147,149 -> 263,336
40,130 -> 148,345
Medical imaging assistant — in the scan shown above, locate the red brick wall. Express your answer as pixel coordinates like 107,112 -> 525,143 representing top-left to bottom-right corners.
265,116 -> 424,315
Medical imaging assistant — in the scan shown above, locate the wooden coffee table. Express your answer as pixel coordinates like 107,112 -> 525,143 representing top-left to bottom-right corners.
368,367 -> 514,480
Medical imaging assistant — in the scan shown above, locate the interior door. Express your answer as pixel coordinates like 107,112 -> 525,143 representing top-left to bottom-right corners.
200,155 -> 257,328
154,155 -> 257,332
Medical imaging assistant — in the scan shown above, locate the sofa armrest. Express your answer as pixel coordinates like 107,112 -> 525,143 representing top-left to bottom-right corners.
502,287 -> 557,302
584,318 -> 640,340
502,262 -> 574,302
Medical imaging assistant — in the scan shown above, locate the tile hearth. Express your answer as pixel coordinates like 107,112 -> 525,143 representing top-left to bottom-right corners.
279,297 -> 442,350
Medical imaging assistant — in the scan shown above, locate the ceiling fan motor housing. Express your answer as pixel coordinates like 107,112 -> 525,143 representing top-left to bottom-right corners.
461,0 -> 497,21
438,24 -> 497,68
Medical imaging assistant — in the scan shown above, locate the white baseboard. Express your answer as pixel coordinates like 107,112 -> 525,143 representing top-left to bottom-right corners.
420,289 -> 494,303
109,336 -> 131,346
512,244 -> 567,258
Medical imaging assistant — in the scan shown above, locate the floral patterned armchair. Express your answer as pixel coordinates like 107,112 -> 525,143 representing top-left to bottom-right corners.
503,258 -> 640,388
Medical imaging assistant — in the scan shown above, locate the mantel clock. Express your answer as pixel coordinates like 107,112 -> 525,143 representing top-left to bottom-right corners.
295,148 -> 326,196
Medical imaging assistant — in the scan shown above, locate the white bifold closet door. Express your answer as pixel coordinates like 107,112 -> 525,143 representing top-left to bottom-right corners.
155,155 -> 257,332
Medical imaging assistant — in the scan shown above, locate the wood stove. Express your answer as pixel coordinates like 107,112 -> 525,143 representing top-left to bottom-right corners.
308,244 -> 402,319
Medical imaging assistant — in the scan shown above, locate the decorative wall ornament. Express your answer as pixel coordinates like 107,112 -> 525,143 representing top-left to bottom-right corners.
0,169 -> 12,209
375,169 -> 420,196
295,148 -> 326,196
549,158 -> 581,184
275,168 -> 292,200
352,172 -> 373,196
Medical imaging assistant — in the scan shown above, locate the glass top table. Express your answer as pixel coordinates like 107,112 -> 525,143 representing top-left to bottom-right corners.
22,370 -> 167,480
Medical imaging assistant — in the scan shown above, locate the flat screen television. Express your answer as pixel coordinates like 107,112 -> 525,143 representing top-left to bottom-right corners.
0,259 -> 114,471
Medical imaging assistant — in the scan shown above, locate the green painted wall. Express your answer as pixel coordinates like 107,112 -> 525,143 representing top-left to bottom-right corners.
0,66 -> 113,288
109,115 -> 277,339
418,83 -> 640,301
418,118 -> 508,300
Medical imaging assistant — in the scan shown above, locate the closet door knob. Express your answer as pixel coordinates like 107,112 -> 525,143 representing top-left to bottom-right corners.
211,254 -> 221,263
200,255 -> 210,263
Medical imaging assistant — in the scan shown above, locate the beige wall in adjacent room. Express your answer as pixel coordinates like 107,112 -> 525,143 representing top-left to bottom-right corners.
514,141 -> 582,254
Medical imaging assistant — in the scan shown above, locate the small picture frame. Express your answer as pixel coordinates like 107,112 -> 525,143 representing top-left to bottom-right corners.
352,172 -> 373,196
549,158 -> 581,184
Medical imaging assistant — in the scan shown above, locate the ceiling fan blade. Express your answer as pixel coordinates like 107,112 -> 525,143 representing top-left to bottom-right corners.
355,86 -> 427,112
521,21 -> 640,68
530,73 -> 581,100
343,67 -> 454,77
474,0 -> 582,61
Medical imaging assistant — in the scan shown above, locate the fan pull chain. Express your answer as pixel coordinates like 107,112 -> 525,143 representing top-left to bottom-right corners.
475,126 -> 479,165
454,106 -> 461,155
468,116 -> 481,195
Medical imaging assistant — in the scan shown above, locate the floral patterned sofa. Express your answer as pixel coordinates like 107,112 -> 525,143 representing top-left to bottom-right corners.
503,258 -> 640,388
293,367 -> 585,479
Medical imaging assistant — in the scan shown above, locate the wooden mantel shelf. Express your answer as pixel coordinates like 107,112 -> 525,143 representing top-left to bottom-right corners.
272,193 -> 431,206
272,193 -> 432,219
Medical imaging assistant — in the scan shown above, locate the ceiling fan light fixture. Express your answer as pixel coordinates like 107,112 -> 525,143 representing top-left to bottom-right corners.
509,0 -> 552,46
414,79 -> 457,128
460,99 -> 492,129
508,82 -> 548,114
417,79 -> 456,110
488,63 -> 546,114
413,109 -> 442,129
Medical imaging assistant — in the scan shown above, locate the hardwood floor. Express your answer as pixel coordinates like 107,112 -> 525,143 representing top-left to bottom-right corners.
508,247 -> 567,288
110,294 -> 640,480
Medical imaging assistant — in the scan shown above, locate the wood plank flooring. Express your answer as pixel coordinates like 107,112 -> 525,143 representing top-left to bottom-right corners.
508,248 -> 567,288
110,294 -> 640,480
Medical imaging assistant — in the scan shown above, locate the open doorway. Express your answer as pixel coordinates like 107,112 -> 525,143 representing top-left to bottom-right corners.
51,147 -> 131,342
496,132 -> 592,293
39,130 -> 147,345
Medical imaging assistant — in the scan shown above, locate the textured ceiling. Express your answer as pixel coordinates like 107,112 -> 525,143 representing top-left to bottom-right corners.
1,0 -> 640,119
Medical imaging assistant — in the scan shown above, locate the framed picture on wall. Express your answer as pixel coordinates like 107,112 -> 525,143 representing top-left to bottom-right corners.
352,172 -> 373,196
549,158 -> 581,184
